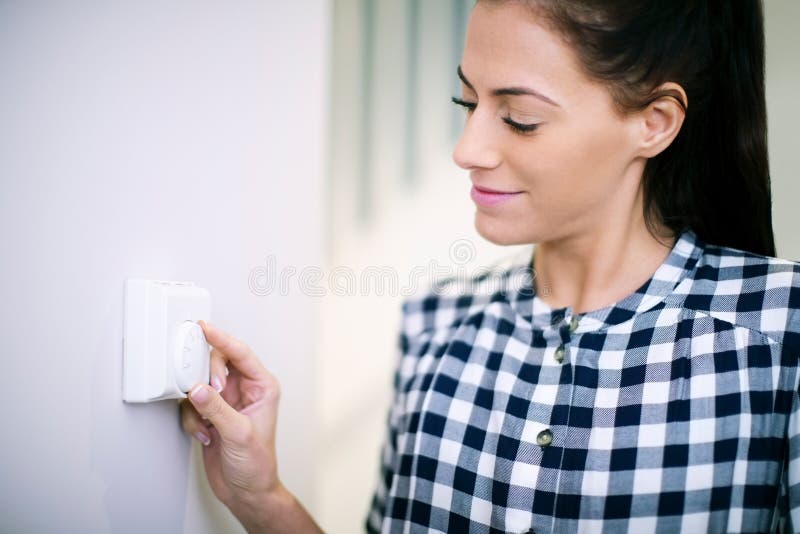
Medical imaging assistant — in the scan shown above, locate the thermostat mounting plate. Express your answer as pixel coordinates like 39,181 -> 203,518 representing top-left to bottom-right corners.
123,279 -> 211,403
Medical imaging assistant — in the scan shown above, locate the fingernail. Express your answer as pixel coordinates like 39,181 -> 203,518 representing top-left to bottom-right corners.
195,431 -> 211,446
190,384 -> 210,403
212,375 -> 223,393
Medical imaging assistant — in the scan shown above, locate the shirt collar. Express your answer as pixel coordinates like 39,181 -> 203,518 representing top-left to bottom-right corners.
503,228 -> 705,333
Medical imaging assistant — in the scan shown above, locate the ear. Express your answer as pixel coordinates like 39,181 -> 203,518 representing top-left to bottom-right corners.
634,82 -> 687,159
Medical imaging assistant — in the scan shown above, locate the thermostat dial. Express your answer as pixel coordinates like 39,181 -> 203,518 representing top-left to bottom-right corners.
173,320 -> 210,392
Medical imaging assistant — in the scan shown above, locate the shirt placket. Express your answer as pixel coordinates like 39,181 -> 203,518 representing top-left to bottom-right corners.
543,311 -> 582,532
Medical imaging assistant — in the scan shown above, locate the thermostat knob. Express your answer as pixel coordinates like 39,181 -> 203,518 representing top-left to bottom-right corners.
173,321 -> 210,392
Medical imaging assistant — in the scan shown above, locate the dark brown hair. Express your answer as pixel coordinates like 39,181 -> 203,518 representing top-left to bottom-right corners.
481,0 -> 775,256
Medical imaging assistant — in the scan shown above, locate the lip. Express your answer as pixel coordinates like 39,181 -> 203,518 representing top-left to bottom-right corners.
470,185 -> 523,207
472,184 -> 521,194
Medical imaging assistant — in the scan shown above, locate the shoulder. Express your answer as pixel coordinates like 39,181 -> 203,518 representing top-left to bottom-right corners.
392,251 -> 530,389
399,249 -> 531,339
683,240 -> 800,348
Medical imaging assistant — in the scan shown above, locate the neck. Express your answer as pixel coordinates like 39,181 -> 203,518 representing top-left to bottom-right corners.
532,216 -> 675,316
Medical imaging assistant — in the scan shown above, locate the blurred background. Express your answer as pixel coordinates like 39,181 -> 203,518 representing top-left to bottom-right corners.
0,1 -> 797,532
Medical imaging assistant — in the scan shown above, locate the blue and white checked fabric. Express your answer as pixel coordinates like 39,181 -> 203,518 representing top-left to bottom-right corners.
365,228 -> 800,533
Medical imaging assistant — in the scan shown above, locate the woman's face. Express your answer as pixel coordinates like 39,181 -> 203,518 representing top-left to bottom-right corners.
453,1 -> 645,246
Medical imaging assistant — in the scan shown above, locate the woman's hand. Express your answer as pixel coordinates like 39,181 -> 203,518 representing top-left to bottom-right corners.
180,320 -> 322,533
179,319 -> 283,526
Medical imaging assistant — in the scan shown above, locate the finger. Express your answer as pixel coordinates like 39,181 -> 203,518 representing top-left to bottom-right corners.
180,400 -> 212,433
197,320 -> 267,381
179,399 -> 213,446
188,382 -> 250,444
209,347 -> 227,393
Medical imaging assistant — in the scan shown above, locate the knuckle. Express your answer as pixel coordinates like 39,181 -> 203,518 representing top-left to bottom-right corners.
205,396 -> 225,420
264,380 -> 281,403
223,334 -> 244,355
210,348 -> 227,366
179,403 -> 203,434
179,401 -> 192,424
273,379 -> 282,398
211,360 -> 227,377
237,339 -> 257,359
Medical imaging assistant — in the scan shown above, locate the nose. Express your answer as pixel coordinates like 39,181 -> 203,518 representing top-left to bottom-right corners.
452,112 -> 502,170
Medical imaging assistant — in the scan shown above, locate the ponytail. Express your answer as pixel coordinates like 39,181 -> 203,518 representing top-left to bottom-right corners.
486,0 -> 776,256
646,0 -> 774,256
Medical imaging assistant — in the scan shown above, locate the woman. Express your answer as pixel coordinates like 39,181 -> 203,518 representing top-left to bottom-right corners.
180,0 -> 800,531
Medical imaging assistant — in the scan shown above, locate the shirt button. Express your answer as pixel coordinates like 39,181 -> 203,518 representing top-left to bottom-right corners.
536,429 -> 553,447
569,316 -> 579,333
554,344 -> 566,364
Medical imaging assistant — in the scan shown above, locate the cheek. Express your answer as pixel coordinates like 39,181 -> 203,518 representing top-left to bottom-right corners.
518,120 -> 632,206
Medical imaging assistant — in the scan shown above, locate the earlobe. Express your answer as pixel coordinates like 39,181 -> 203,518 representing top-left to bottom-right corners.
638,82 -> 688,159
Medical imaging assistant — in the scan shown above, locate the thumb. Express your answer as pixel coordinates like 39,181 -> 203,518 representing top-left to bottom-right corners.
188,384 -> 248,443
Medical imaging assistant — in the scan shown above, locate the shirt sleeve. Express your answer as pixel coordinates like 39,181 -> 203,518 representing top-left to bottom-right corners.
780,367 -> 800,532
777,277 -> 800,532
365,300 -> 415,533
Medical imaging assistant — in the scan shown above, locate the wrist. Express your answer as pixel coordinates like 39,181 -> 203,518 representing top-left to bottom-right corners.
229,482 -> 282,533
232,482 -> 322,534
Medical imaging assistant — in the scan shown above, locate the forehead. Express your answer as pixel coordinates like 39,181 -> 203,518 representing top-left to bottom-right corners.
460,1 -> 592,104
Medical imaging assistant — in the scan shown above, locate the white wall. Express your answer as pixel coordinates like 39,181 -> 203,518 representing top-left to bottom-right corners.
764,0 -> 800,260
0,1 -> 328,532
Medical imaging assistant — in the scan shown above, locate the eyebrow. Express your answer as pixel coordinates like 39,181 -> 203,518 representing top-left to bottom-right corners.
457,65 -> 561,108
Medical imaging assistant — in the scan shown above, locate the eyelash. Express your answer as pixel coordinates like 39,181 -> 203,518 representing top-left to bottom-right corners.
450,96 -> 540,134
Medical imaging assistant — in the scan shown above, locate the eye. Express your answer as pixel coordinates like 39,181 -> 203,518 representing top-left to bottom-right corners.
502,117 -> 539,134
451,96 -> 476,114
451,96 -> 540,134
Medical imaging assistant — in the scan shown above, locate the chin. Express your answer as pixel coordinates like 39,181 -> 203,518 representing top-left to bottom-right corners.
474,213 -> 532,246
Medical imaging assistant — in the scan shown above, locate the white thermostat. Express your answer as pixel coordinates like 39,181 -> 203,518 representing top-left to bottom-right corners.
123,278 -> 211,403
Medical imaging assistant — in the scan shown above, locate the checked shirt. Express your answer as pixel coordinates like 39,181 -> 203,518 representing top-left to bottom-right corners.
366,227 -> 800,533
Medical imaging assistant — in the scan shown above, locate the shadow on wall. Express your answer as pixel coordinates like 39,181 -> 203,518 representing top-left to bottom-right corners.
90,295 -> 189,532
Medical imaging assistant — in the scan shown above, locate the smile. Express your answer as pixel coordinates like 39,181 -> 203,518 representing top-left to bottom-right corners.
470,185 -> 523,207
